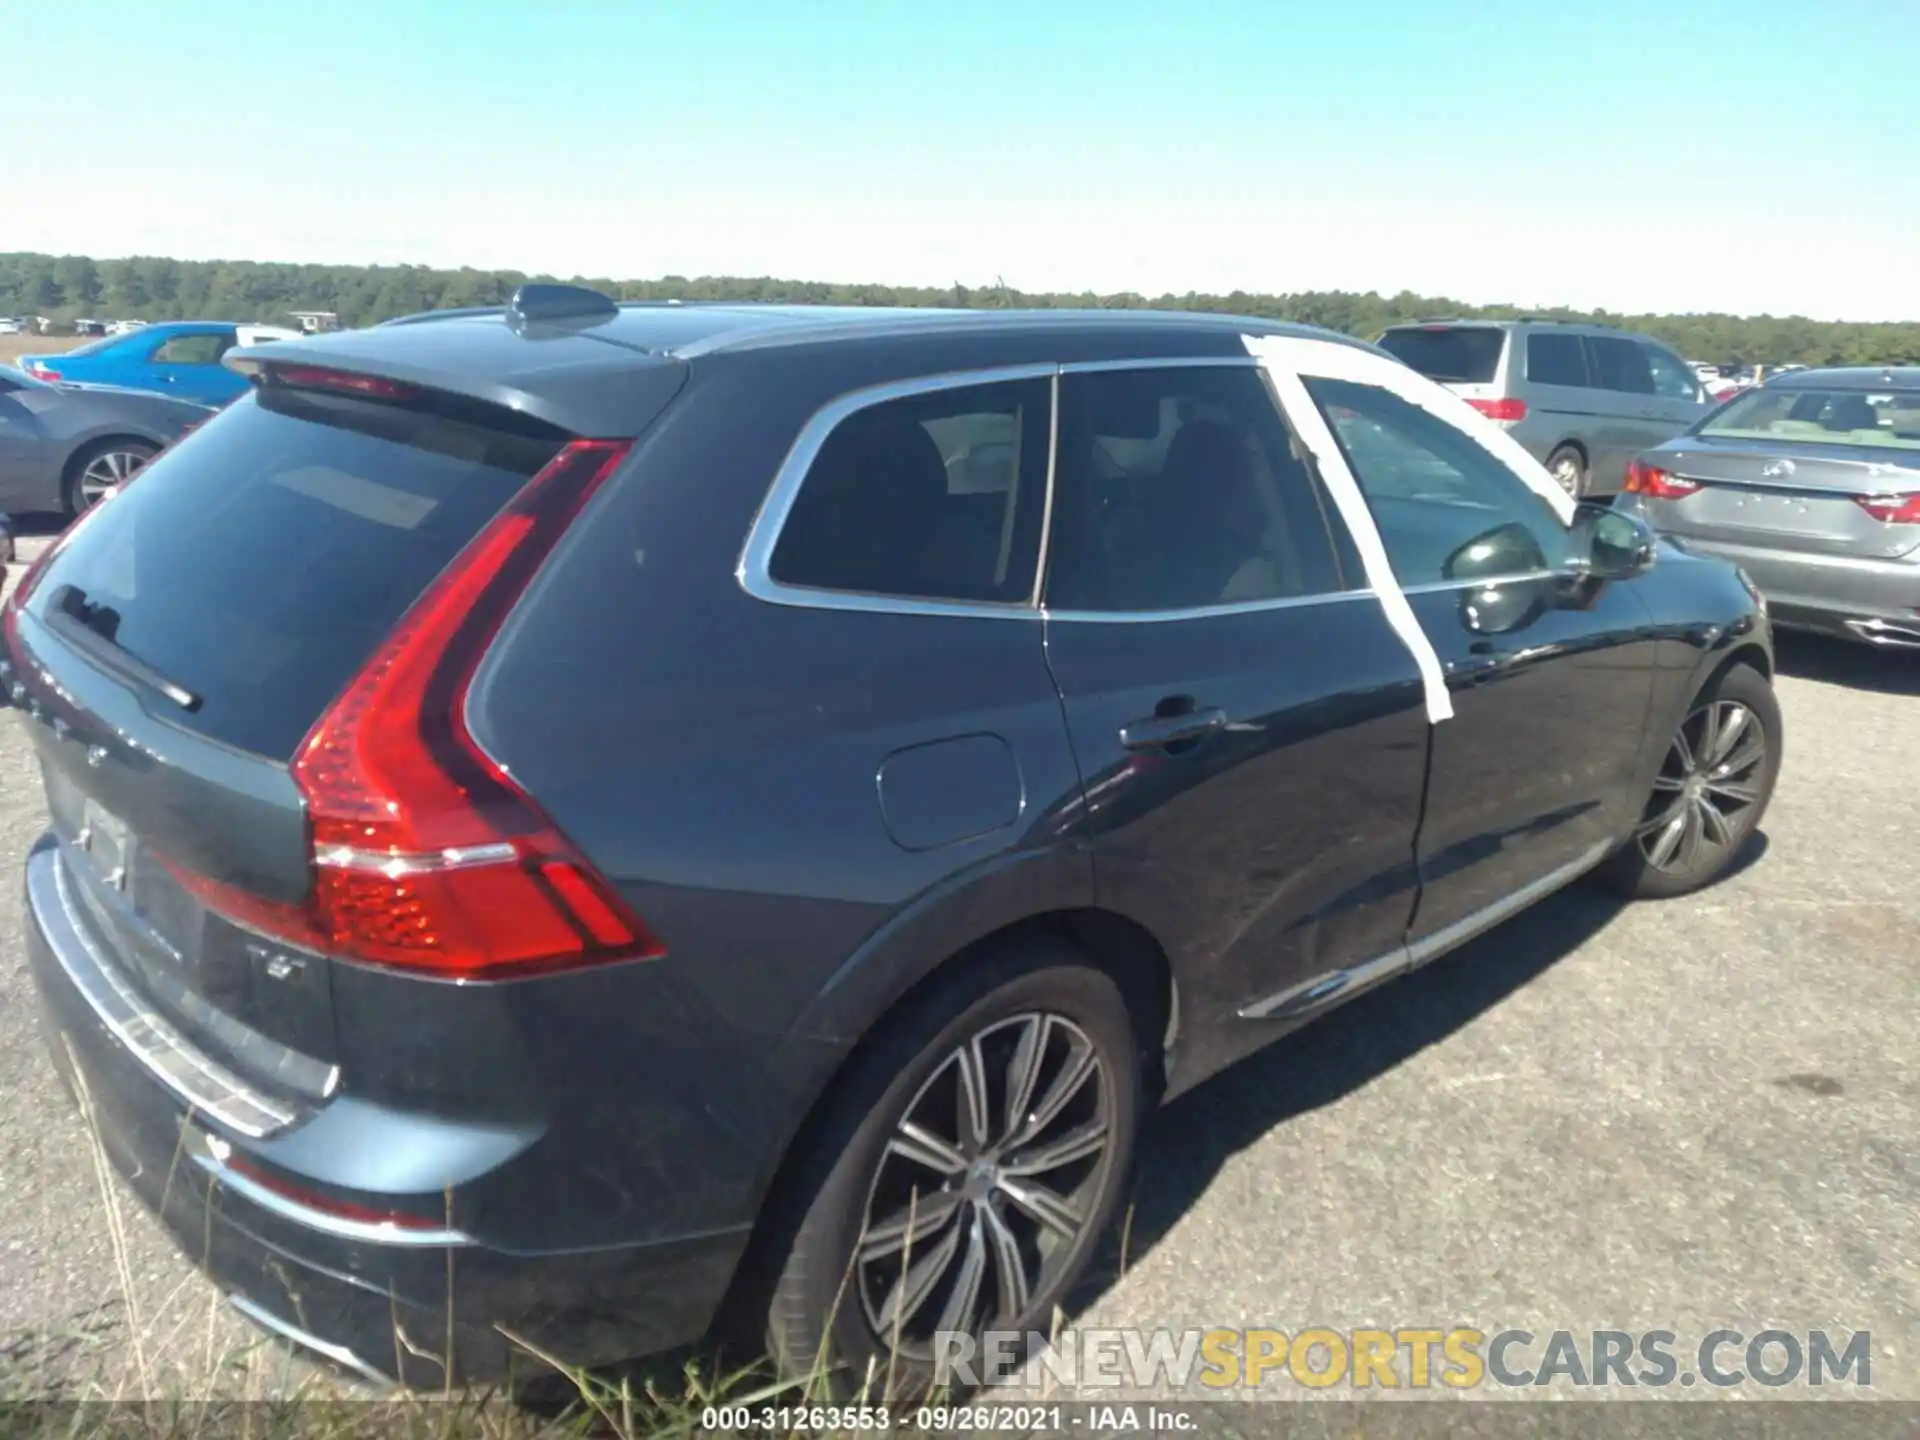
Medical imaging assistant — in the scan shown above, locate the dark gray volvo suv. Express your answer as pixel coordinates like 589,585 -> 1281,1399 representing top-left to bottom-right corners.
3,288 -> 1779,1391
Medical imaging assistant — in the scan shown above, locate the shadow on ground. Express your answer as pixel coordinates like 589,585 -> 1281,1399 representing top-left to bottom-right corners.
1066,828 -> 1766,1307
1773,631 -> 1920,696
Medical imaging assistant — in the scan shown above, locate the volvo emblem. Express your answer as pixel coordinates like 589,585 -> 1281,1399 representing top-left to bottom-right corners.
1761,458 -> 1796,479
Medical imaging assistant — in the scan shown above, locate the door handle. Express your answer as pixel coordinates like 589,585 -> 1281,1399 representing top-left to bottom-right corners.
1119,706 -> 1228,753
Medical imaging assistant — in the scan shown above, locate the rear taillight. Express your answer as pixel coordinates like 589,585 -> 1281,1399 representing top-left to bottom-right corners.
173,437 -> 662,981
1624,460 -> 1701,500
26,364 -> 60,382
1466,397 -> 1527,422
1853,492 -> 1920,524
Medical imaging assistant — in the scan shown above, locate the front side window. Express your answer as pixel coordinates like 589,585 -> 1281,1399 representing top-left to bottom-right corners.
1642,344 -> 1702,402
151,332 -> 232,365
1304,377 -> 1572,586
1045,366 -> 1346,613
1526,332 -> 1590,387
1589,337 -> 1655,395
769,377 -> 1050,604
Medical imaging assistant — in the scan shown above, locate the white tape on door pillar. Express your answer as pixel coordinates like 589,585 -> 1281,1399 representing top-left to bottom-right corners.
1242,334 -> 1460,724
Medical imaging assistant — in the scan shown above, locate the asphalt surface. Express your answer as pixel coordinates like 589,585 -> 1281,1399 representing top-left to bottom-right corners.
0,518 -> 1914,1404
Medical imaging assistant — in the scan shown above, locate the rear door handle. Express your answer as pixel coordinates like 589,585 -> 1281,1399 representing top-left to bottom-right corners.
1119,706 -> 1228,752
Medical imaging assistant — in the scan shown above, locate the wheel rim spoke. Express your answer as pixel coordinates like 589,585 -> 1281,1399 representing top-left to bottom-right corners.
1706,777 -> 1759,805
1713,730 -> 1765,781
873,1218 -> 964,1333
996,1176 -> 1083,1239
1006,1034 -> 1097,1150
1672,802 -> 1705,871
954,1040 -> 992,1154
859,1189 -> 963,1264
932,1213 -> 988,1338
1002,1016 -> 1048,1139
1000,1117 -> 1108,1178
1670,723 -> 1696,775
1695,796 -> 1734,848
981,1200 -> 1032,1321
889,1120 -> 967,1177
1706,705 -> 1749,766
1636,796 -> 1687,840
1644,808 -> 1687,867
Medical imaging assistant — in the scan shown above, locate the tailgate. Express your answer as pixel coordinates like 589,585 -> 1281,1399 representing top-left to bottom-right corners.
2,374 -> 587,1102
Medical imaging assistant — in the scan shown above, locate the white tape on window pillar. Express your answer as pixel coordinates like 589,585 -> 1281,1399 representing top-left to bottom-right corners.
1243,333 -> 1455,724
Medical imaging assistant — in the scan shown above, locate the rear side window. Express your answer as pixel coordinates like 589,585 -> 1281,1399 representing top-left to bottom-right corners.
1590,337 -> 1656,395
151,333 -> 231,365
1641,343 -> 1702,401
1045,366 -> 1346,612
1376,327 -> 1506,384
1526,333 -> 1591,387
769,377 -> 1050,604
29,386 -> 565,759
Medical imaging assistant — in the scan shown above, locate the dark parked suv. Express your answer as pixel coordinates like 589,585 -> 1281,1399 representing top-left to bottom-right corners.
4,289 -> 1780,1391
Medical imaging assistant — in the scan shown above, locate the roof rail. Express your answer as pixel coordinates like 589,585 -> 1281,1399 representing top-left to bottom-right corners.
508,283 -> 618,328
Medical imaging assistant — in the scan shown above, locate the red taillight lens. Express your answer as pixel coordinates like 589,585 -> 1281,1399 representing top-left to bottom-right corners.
159,438 -> 658,980
1466,397 -> 1528,422
289,437 -> 657,979
270,365 -> 421,401
1624,460 -> 1701,500
1853,492 -> 1920,524
28,365 -> 61,382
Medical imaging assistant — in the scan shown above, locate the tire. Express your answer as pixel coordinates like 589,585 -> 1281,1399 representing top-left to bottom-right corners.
764,937 -> 1141,1399
1545,444 -> 1587,499
63,438 -> 155,517
1598,663 -> 1781,900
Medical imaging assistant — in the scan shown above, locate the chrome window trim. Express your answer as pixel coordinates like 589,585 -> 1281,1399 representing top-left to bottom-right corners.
736,356 -> 1276,620
1398,569 -> 1562,596
1058,355 -> 1264,375
1043,587 -> 1378,626
736,363 -> 1058,618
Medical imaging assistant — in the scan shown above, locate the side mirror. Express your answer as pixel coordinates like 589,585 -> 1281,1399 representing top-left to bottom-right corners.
1570,502 -> 1657,581
1441,520 -> 1550,583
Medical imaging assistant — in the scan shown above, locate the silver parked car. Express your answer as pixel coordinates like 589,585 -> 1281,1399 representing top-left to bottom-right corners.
1377,319 -> 1711,498
1617,366 -> 1920,650
0,365 -> 212,517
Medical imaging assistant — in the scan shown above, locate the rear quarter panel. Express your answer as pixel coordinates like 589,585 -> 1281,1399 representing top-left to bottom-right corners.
457,343 -> 1096,1238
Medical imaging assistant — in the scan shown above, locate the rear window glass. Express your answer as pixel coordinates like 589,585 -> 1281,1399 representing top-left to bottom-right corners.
1701,387 -> 1920,451
769,377 -> 1051,604
1376,327 -> 1506,384
28,386 -> 565,759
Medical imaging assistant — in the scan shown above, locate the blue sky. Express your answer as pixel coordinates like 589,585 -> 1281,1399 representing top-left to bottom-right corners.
5,1 -> 1914,319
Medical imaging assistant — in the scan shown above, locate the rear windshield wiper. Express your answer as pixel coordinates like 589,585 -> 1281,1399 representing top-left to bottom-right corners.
44,585 -> 203,712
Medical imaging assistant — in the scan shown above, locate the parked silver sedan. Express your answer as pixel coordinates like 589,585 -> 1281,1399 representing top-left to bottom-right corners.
0,365 -> 213,518
1619,366 -> 1920,650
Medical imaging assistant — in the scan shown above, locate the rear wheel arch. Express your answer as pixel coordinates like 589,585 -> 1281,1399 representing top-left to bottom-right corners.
715,904 -> 1174,1341
61,433 -> 160,512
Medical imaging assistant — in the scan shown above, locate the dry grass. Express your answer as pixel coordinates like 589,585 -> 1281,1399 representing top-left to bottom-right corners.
0,335 -> 86,364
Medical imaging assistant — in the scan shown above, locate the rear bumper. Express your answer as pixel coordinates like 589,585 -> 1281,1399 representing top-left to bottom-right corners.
1650,531 -> 1920,648
23,834 -> 750,1386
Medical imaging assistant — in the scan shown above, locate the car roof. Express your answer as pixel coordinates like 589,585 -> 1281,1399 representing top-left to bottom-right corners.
229,303 -> 1381,436
1765,365 -> 1920,391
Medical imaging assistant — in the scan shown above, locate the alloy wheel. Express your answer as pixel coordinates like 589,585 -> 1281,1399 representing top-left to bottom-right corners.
856,1012 -> 1111,1352
78,450 -> 146,509
1635,699 -> 1767,874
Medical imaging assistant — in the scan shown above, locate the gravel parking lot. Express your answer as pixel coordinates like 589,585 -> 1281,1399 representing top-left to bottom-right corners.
0,520 -> 1914,1404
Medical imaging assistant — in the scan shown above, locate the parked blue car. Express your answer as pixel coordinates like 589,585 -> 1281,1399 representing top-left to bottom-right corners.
18,321 -> 302,406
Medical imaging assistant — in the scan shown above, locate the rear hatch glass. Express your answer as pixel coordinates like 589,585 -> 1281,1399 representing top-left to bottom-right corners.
8,382 -> 571,1100
1377,326 -> 1507,385
33,386 -> 567,759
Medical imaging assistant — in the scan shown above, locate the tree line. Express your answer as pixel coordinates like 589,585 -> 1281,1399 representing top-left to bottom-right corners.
3,251 -> 1916,366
